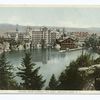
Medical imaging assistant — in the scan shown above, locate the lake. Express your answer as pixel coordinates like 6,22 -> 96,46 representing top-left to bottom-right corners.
6,48 -> 100,88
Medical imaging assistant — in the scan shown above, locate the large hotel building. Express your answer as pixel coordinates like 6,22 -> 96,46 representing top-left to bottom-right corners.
4,26 -> 61,48
29,27 -> 60,47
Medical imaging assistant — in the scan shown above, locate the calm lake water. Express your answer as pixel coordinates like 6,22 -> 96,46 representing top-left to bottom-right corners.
6,48 -> 100,88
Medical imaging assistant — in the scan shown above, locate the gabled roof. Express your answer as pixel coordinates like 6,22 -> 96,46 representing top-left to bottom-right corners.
59,36 -> 76,42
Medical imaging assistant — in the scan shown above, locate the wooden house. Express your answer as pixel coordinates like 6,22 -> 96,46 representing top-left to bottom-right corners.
59,37 -> 77,50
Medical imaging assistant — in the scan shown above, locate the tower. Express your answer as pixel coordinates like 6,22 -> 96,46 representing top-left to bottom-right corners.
16,24 -> 19,32
15,24 -> 19,41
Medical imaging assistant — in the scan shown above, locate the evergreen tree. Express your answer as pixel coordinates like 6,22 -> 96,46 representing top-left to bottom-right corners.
58,53 -> 93,90
17,52 -> 45,90
84,33 -> 98,51
58,61 -> 84,90
94,57 -> 100,64
94,67 -> 100,90
47,74 -> 59,90
76,53 -> 93,67
0,52 -> 16,90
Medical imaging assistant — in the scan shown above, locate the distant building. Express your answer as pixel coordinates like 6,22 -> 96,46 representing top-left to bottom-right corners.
50,30 -> 61,45
18,32 -> 30,42
58,37 -> 77,50
32,30 -> 43,46
18,33 -> 24,41
75,32 -> 89,41
31,27 -> 61,47
4,32 -> 18,41
67,32 -> 89,41
3,26 -> 61,48
4,32 -> 30,42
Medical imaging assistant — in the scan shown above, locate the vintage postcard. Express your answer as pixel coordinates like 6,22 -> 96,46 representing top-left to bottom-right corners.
0,5 -> 100,94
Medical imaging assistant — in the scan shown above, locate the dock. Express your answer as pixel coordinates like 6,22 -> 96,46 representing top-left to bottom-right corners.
59,47 -> 83,53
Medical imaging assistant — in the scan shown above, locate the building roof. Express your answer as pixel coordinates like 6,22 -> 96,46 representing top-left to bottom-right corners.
58,36 -> 76,42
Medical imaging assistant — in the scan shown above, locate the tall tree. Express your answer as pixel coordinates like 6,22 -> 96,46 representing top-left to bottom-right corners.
58,61 -> 84,90
76,53 -> 93,67
0,52 -> 16,90
94,66 -> 100,90
17,52 -> 45,90
94,57 -> 100,64
47,74 -> 59,90
84,33 -> 98,51
58,53 -> 94,90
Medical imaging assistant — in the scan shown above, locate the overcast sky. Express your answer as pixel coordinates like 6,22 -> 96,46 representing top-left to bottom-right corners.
0,7 -> 100,28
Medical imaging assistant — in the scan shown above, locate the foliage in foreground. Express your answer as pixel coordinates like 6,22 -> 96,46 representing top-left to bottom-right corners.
76,53 -> 94,67
46,74 -> 59,90
17,52 -> 45,90
58,61 -> 84,90
47,53 -> 94,90
0,52 -> 18,90
0,51 -> 99,90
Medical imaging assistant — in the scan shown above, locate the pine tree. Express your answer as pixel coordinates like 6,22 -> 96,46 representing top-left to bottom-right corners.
76,53 -> 93,67
94,57 -> 100,64
0,52 -> 16,90
58,61 -> 84,90
94,67 -> 100,90
17,52 -> 45,90
47,74 -> 59,90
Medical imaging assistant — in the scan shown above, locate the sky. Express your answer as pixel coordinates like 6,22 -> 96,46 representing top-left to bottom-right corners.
0,6 -> 100,28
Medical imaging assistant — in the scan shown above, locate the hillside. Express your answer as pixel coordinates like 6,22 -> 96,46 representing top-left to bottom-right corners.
0,24 -> 100,36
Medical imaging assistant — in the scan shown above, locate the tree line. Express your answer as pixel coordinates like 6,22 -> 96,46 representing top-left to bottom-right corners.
0,51 -> 100,90
84,33 -> 100,54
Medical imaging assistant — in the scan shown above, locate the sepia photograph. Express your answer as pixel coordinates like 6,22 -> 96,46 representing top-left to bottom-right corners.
0,5 -> 100,94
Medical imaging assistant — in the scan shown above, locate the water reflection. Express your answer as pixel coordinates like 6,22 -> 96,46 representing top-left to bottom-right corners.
6,48 -> 100,88
31,48 -> 66,64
